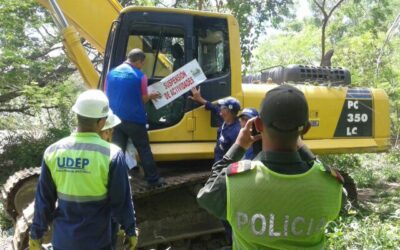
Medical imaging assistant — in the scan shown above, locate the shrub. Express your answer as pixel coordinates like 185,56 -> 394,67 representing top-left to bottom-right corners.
0,127 -> 70,185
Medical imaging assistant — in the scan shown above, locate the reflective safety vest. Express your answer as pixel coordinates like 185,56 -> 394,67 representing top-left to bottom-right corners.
44,132 -> 119,202
226,161 -> 342,250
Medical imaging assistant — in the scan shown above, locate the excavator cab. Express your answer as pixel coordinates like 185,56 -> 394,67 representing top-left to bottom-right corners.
101,9 -> 231,132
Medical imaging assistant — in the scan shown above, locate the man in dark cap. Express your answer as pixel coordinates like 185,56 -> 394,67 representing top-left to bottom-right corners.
238,107 -> 261,159
197,85 -> 343,249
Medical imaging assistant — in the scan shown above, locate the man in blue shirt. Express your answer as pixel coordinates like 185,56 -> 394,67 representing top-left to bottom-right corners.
105,48 -> 165,187
190,87 -> 241,163
29,90 -> 137,250
190,87 -> 241,246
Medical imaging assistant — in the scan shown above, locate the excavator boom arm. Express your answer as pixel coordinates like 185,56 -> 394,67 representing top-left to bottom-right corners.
37,0 -> 122,54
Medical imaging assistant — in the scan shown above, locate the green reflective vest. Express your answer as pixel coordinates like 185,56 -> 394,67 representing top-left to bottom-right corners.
44,132 -> 119,202
226,161 -> 342,250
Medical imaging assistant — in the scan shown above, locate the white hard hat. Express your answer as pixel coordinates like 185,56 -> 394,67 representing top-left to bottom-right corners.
72,89 -> 111,118
102,110 -> 121,131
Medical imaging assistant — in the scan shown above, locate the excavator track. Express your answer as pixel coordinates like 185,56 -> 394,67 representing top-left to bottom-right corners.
1,167 -> 41,221
7,160 -> 229,249
12,202 -> 31,250
12,201 -> 52,250
130,159 -> 212,199
12,199 -> 226,250
339,170 -> 358,205
128,160 -> 227,248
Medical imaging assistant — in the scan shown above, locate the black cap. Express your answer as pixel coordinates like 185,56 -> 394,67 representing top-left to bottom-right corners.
260,85 -> 309,132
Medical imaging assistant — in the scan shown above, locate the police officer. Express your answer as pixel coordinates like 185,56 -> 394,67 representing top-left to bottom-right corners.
29,90 -> 137,250
197,85 -> 343,249
190,87 -> 241,162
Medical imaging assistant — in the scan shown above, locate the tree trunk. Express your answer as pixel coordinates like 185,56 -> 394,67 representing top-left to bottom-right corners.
198,0 -> 203,10
320,20 -> 327,66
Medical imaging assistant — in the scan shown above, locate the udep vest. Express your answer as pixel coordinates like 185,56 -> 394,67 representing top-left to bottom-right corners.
44,132 -> 119,202
226,160 -> 342,250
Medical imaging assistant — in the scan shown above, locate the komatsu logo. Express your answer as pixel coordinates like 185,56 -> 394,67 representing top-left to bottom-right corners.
236,212 -> 326,237
57,157 -> 89,169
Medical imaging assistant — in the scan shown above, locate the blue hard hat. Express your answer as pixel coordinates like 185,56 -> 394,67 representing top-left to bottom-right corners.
218,97 -> 241,113
238,108 -> 259,119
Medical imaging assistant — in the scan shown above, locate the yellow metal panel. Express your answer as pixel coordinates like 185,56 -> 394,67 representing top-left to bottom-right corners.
121,6 -> 234,19
242,84 -> 347,139
241,84 -> 390,153
186,117 -> 195,132
149,137 -> 389,161
150,142 -> 215,161
192,105 -> 218,141
226,15 -> 243,102
371,88 -> 390,138
307,138 -> 390,155
148,112 -> 193,142
300,85 -> 347,139
37,0 -> 122,54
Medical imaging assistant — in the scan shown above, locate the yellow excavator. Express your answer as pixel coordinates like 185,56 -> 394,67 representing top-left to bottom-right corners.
1,0 -> 390,249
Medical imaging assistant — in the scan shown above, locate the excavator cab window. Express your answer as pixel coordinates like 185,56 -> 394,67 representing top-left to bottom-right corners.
126,27 -> 185,80
197,30 -> 227,77
193,17 -> 231,127
126,25 -> 187,130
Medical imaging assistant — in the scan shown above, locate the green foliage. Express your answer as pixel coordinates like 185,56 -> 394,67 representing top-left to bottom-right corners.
328,0 -> 395,42
318,154 -> 361,172
319,148 -> 400,188
224,0 -> 295,71
322,149 -> 400,248
326,212 -> 400,248
0,204 -> 12,230
0,127 -> 71,185
252,23 -> 320,71
326,186 -> 400,248
0,0 -> 77,128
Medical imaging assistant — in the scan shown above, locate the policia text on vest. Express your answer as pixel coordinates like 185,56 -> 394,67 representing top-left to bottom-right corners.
236,212 -> 327,237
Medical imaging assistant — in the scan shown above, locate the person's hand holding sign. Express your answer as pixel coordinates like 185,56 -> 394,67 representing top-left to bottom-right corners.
149,91 -> 161,100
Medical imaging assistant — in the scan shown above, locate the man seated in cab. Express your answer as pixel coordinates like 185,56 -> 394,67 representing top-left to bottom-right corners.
197,85 -> 343,250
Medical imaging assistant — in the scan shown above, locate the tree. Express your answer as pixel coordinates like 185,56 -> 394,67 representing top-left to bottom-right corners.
311,0 -> 346,66
258,0 -> 400,136
0,0 -> 78,128
252,22 -> 320,71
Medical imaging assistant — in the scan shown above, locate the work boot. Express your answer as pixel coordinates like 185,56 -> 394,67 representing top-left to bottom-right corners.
147,177 -> 166,189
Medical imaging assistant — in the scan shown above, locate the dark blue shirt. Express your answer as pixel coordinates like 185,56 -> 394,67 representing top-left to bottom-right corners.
30,138 -> 136,249
205,102 -> 241,162
106,63 -> 147,124
244,146 -> 254,160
